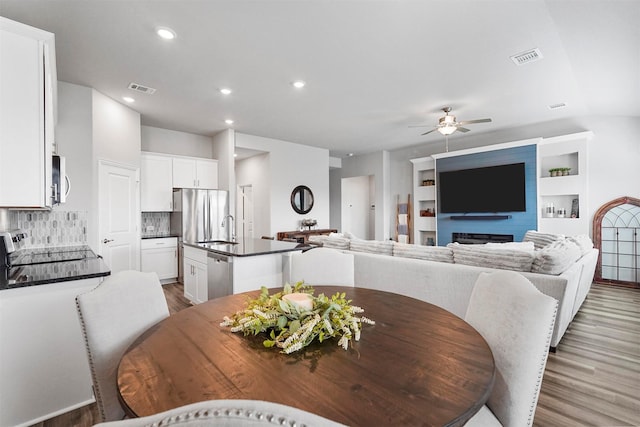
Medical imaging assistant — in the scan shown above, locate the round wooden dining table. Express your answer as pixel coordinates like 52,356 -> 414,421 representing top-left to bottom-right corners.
118,286 -> 495,426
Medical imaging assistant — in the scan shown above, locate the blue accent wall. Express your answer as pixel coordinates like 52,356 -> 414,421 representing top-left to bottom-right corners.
436,145 -> 537,245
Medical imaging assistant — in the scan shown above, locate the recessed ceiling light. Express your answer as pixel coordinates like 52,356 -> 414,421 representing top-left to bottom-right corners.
156,27 -> 176,40
233,153 -> 238,158
220,88 -> 232,95
225,119 -> 234,125
347,153 -> 354,157
122,96 -> 135,103
292,80 -> 306,89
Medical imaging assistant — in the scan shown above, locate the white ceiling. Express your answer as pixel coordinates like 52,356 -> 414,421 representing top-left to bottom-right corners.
2,1 -> 638,157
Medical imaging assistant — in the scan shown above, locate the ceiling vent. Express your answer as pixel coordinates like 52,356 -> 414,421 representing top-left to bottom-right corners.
548,102 -> 567,110
510,48 -> 543,66
128,83 -> 156,94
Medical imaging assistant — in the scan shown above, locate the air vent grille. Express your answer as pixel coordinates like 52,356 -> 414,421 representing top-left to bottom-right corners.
128,83 -> 156,94
510,48 -> 543,66
548,102 -> 567,110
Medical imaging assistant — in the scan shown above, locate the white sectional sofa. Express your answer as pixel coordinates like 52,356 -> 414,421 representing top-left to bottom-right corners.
297,231 -> 598,349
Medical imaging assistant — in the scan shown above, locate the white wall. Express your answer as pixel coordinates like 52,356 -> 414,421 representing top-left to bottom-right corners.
235,133 -> 330,236
235,153 -> 271,238
141,125 -> 213,158
92,90 -> 140,167
334,151 -> 390,240
212,129 -> 235,223
55,82 -> 93,214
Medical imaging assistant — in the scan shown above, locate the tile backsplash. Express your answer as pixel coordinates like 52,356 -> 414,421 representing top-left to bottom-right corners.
9,210 -> 88,249
141,212 -> 171,237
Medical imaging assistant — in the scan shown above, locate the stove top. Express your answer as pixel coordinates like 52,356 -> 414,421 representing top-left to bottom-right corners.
9,246 -> 97,267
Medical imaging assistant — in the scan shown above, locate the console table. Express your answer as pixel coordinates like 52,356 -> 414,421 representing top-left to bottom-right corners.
276,228 -> 337,244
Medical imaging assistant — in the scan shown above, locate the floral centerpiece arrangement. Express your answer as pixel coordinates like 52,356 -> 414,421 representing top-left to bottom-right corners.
220,282 -> 375,354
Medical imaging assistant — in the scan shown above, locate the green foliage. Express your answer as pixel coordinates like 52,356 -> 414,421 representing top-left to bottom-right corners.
220,282 -> 375,354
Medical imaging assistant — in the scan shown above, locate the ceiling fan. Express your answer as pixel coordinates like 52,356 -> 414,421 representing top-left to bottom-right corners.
411,107 -> 492,136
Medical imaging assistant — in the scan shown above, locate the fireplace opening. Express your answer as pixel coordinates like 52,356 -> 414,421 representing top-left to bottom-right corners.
452,232 -> 514,244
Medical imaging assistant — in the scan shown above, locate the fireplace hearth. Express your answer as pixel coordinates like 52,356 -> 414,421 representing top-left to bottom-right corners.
452,232 -> 514,244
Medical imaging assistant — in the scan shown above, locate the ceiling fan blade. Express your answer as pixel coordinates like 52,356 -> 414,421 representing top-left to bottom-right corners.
457,118 -> 492,125
421,128 -> 438,136
457,127 -> 471,133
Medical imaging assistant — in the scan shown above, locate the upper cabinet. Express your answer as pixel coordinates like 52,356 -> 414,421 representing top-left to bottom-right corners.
537,131 -> 592,236
172,157 -> 218,189
141,153 -> 173,212
0,17 -> 57,208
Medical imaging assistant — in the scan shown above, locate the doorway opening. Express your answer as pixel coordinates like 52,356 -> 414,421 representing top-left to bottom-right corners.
593,196 -> 640,286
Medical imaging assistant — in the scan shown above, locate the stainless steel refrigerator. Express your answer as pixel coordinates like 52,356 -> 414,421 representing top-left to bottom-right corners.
170,188 -> 230,283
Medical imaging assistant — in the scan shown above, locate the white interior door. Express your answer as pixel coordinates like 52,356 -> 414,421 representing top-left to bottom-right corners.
341,175 -> 372,239
98,161 -> 139,273
237,185 -> 254,240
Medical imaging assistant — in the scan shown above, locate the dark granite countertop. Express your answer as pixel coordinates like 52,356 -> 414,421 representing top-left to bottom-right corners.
1,246 -> 111,290
141,234 -> 179,240
185,238 -> 308,257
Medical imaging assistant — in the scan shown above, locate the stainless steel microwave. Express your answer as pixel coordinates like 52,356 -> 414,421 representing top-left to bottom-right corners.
52,155 -> 70,205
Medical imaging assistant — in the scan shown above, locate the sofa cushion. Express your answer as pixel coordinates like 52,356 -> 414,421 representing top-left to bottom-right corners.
523,230 -> 565,250
447,242 -> 535,272
567,234 -> 594,256
532,239 -> 583,275
349,239 -> 394,256
309,234 -> 349,250
393,242 -> 454,263
485,241 -> 535,253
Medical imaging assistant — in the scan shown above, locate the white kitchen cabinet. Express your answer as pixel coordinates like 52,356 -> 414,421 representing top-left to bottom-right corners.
0,17 -> 56,208
172,157 -> 218,189
141,152 -> 173,211
183,245 -> 208,304
0,278 -> 99,427
141,237 -> 178,282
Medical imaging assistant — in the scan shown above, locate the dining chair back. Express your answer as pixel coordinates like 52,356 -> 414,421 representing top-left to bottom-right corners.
76,270 -> 170,422
92,399 -> 346,426
464,270 -> 557,427
289,247 -> 354,286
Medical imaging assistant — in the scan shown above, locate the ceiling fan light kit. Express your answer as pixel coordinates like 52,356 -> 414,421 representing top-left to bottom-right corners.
415,107 -> 492,137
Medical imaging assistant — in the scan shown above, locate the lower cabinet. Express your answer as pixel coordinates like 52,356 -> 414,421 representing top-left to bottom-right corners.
183,246 -> 207,304
141,237 -> 177,281
0,278 -> 100,427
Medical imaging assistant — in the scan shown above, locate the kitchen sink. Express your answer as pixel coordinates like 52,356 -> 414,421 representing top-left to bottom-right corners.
203,240 -> 238,245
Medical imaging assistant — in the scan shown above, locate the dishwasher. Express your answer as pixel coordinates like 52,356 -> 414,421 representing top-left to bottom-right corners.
207,252 -> 233,299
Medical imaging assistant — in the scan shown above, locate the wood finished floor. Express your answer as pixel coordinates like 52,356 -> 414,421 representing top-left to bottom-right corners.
31,282 -> 640,427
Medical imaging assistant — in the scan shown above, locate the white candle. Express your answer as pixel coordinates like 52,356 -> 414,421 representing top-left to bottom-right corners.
282,292 -> 314,311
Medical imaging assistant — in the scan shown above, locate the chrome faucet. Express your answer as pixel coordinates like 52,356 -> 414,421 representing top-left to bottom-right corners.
221,214 -> 235,241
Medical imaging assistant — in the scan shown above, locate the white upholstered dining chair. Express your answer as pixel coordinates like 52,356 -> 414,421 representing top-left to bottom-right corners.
76,270 -> 170,422
464,270 -> 558,427
92,399 -> 346,426
289,247 -> 355,286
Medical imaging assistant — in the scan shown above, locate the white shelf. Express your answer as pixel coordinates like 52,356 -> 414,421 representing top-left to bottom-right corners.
416,216 -> 436,231
411,157 -> 437,245
415,185 -> 436,201
537,132 -> 592,236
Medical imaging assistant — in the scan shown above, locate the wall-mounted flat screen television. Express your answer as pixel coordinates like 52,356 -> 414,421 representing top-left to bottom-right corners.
439,162 -> 526,213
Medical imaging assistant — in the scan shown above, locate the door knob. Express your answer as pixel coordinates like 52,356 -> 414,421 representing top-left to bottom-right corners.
102,238 -> 114,244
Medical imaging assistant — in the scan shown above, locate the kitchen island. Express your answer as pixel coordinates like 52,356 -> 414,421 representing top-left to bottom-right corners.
183,238 -> 307,302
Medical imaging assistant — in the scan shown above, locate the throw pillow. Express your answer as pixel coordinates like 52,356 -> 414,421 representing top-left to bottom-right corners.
523,230 -> 565,250
447,242 -> 535,272
392,242 -> 454,263
531,239 -> 582,275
